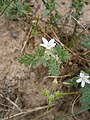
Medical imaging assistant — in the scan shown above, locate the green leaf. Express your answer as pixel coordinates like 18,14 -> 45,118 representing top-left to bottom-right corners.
84,68 -> 90,75
48,58 -> 60,76
18,54 -> 38,67
80,85 -> 90,109
42,89 -> 50,96
56,44 -> 70,62
67,76 -> 79,87
0,0 -> 31,19
54,91 -> 63,98
42,56 -> 48,67
35,47 -> 44,57
48,94 -> 55,103
81,35 -> 90,49
19,47 -> 44,68
71,0 -> 84,19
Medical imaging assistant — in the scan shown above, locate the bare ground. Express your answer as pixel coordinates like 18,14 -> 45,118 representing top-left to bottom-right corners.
0,1 -> 90,120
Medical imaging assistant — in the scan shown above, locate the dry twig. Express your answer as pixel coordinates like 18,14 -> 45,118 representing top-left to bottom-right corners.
44,74 -> 71,80
21,27 -> 32,53
33,106 -> 56,120
71,95 -> 80,120
2,104 -> 55,120
0,93 -> 22,112
50,26 -> 77,55
70,15 -> 90,36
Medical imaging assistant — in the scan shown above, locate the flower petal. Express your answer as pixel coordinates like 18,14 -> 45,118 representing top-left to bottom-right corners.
80,72 -> 84,78
85,75 -> 90,79
49,39 -> 55,45
85,79 -> 90,84
76,78 -> 82,83
50,43 -> 56,48
81,81 -> 85,87
48,39 -> 56,48
42,37 -> 48,45
40,43 -> 47,48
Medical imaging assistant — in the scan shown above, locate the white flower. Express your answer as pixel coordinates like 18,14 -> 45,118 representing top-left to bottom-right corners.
76,71 -> 90,87
40,37 -> 56,49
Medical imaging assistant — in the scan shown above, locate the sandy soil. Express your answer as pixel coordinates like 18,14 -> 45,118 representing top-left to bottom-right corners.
0,1 -> 90,120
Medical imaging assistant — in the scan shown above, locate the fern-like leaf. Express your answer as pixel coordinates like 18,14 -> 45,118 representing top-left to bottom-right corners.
80,85 -> 90,109
18,54 -> 38,67
56,44 -> 70,62
48,58 -> 60,76
19,47 -> 44,68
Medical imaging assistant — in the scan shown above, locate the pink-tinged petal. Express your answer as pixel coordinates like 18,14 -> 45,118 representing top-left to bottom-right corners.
40,44 -> 47,48
85,79 -> 90,84
76,78 -> 82,83
49,39 -> 55,45
81,81 -> 85,87
80,72 -> 84,78
42,37 -> 48,45
50,43 -> 56,48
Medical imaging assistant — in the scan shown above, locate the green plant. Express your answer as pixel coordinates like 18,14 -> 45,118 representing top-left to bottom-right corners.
81,34 -> 90,49
19,47 -> 44,67
71,0 -> 86,45
31,18 -> 39,36
19,37 -> 70,76
67,70 -> 90,112
71,0 -> 85,19
0,0 -> 31,19
80,85 -> 90,109
17,0 -> 90,118
42,0 -> 61,27
42,79 -> 77,109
